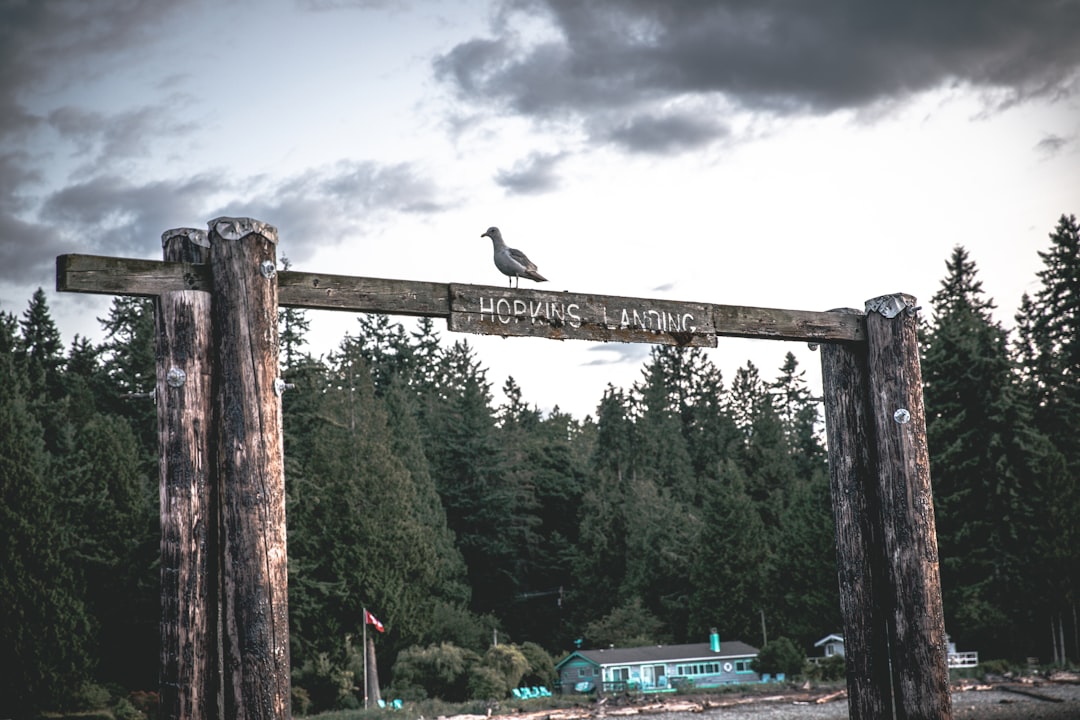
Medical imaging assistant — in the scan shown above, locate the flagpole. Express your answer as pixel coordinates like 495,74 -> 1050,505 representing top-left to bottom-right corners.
363,608 -> 369,708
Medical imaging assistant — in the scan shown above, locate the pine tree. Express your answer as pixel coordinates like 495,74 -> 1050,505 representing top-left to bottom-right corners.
1013,215 -> 1080,662
0,306 -> 94,716
922,245 -> 1052,657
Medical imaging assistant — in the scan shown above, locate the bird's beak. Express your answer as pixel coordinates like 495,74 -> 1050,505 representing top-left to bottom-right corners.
480,232 -> 488,238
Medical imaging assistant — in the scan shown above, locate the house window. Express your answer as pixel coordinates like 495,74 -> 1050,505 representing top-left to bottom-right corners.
610,667 -> 629,681
735,660 -> 751,673
578,667 -> 594,678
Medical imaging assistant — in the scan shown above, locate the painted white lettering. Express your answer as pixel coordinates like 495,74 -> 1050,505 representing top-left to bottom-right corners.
496,298 -> 512,324
480,297 -> 496,322
529,300 -> 544,323
567,303 -> 582,328
550,302 -> 564,325
682,313 -> 696,332
513,299 -> 527,321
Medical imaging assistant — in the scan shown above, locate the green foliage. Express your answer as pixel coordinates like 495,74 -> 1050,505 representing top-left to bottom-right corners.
806,655 -> 846,682
7,214 -> 1080,711
390,643 -> 479,702
518,642 -> 556,687
468,665 -> 508,700
481,644 -> 528,696
751,637 -> 804,677
585,598 -> 665,649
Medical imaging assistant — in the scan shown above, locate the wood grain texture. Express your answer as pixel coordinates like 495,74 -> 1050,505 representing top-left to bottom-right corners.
210,227 -> 291,720
449,284 -> 718,347
156,290 -> 215,720
56,254 -> 866,344
156,230 -> 216,720
820,312 -> 894,720
865,296 -> 952,720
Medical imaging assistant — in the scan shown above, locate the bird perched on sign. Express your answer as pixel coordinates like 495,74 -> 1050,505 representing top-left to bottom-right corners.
482,226 -> 547,288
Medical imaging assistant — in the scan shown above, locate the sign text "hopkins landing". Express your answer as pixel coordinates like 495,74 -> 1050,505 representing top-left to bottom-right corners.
448,285 -> 718,347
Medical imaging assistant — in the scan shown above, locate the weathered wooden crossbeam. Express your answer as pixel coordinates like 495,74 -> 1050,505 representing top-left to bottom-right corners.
56,253 -> 865,345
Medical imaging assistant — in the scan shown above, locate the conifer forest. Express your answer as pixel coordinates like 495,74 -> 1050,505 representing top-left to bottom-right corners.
2,215 -> 1078,716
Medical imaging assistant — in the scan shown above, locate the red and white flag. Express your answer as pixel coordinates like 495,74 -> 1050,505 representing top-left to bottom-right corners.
364,609 -> 385,633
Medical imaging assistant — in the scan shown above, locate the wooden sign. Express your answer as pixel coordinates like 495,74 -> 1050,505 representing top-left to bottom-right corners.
448,283 -> 718,347
56,254 -> 864,344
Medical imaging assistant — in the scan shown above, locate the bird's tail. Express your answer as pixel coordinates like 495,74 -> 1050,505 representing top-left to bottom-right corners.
523,270 -> 547,282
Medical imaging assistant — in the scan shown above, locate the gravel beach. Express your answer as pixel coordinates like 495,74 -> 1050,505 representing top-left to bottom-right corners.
475,683 -> 1080,720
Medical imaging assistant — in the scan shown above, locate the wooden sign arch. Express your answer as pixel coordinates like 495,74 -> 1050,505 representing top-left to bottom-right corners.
57,218 -> 951,720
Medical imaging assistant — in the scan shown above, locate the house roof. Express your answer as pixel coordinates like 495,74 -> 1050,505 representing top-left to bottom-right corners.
557,641 -> 759,669
814,634 -> 844,647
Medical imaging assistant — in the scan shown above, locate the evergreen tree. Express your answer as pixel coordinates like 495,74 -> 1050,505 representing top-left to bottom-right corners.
572,387 -> 635,624
425,341 -> 526,617
1013,215 -> 1080,661
0,306 -> 93,716
97,297 -> 158,469
922,245 -> 1054,657
278,256 -> 312,372
688,472 -> 768,644
288,346 -> 471,672
17,289 -> 68,456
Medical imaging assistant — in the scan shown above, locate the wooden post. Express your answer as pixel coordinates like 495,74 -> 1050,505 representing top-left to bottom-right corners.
209,218 -> 291,720
156,228 -> 216,720
864,294 -> 952,720
819,311 -> 894,720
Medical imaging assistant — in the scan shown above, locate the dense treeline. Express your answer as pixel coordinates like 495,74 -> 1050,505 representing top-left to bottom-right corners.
1,215 -> 1078,716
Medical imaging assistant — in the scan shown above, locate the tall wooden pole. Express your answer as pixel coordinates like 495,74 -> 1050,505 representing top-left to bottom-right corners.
864,294 -> 952,720
156,228 -> 216,720
819,311 -> 894,720
210,217 -> 291,720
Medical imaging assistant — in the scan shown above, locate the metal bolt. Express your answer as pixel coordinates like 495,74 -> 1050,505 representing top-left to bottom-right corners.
274,378 -> 295,396
166,367 -> 187,388
893,408 -> 911,424
260,260 -> 276,279
808,342 -> 819,351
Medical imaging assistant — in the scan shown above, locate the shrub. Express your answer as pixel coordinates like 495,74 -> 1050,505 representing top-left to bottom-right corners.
751,637 -> 804,678
482,644 -> 528,695
806,655 -> 846,682
390,642 -> 479,702
469,665 -> 508,700
519,642 -> 556,687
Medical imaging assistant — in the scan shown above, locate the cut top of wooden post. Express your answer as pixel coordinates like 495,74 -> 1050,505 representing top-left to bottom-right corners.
208,216 -> 278,245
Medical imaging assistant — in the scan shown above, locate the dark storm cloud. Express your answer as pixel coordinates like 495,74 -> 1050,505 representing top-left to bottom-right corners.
0,0 -> 205,282
495,152 -> 568,195
435,0 -> 1080,150
603,112 -> 729,154
216,160 -> 453,259
0,1 -> 195,137
48,104 -> 201,163
3,159 -> 450,284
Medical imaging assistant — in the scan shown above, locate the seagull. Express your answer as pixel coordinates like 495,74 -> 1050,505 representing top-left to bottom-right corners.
481,226 -> 547,288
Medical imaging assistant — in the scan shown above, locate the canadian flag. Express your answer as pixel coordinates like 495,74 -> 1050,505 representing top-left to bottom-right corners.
364,609 -> 385,633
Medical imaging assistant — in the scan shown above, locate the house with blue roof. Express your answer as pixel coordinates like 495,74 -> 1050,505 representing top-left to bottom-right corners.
554,630 -> 760,694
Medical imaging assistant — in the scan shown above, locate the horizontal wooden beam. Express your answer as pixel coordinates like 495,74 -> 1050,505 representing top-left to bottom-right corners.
55,253 -> 865,344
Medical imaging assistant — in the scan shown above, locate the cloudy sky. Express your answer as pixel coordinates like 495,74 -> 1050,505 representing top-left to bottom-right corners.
3,0 -> 1078,418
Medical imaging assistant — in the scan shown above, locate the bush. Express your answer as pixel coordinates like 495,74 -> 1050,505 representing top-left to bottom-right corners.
806,655 -> 846,682
468,665 -> 508,700
482,644 -> 528,695
390,642 -> 479,702
292,686 -> 313,716
519,642 -> 556,687
752,637 -> 804,678
113,696 -> 146,720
